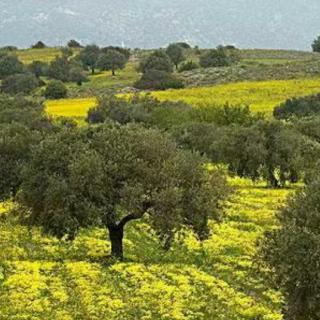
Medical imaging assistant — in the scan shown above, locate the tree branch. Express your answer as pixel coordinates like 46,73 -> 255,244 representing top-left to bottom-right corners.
118,212 -> 144,228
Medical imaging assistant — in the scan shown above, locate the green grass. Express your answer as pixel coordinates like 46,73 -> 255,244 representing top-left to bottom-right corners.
0,178 -> 293,319
67,61 -> 140,96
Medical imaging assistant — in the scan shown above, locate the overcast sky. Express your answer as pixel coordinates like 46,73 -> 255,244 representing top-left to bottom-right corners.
0,0 -> 320,49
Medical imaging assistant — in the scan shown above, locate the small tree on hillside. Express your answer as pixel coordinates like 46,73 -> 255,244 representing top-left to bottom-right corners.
32,41 -> 46,49
68,39 -> 82,48
48,56 -> 71,82
166,43 -> 186,69
200,47 -> 238,68
312,36 -> 320,52
79,44 -> 100,74
17,124 -> 229,259
96,50 -> 127,76
69,67 -> 88,86
1,73 -> 39,95
44,80 -> 68,99
0,55 -> 24,78
138,50 -> 173,74
28,61 -> 49,78
0,96 -> 51,200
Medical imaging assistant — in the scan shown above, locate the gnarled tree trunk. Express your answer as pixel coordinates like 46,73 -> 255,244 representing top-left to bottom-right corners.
108,224 -> 124,260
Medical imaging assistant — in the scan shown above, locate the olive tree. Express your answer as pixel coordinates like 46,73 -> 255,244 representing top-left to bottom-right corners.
0,54 -> 24,78
312,36 -> 320,52
79,44 -> 100,74
138,50 -> 173,74
1,73 -> 39,95
17,124 -> 229,259
261,175 -> 320,319
0,96 -> 51,200
166,43 -> 186,69
97,49 -> 127,76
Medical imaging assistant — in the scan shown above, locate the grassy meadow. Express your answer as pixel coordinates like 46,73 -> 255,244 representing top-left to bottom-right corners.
0,178 -> 292,319
16,48 -> 81,64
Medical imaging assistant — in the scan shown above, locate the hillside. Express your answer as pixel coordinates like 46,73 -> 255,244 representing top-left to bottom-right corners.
1,44 -> 320,320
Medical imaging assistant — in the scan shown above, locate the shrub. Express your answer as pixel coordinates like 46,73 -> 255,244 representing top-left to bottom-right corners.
138,50 -> 173,74
1,73 -> 39,95
274,94 -> 320,119
178,61 -> 199,72
67,39 -> 82,48
32,41 -> 46,49
260,176 -> 320,319
0,54 -> 24,78
28,61 -> 49,78
48,56 -> 71,82
176,42 -> 191,49
134,70 -> 184,90
87,95 -> 191,129
69,67 -> 88,86
199,47 -> 239,68
44,81 -> 68,99
166,43 -> 186,69
312,36 -> 320,53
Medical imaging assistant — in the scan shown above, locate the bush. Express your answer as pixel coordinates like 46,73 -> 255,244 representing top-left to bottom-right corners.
87,95 -> 192,129
44,81 -> 68,99
166,43 -> 185,69
134,70 -> 184,90
67,39 -> 82,48
274,94 -> 320,119
69,67 -> 88,86
312,36 -> 320,53
178,61 -> 199,72
199,47 -> 239,68
260,176 -> 320,319
32,41 -> 46,49
0,55 -> 24,78
138,50 -> 173,74
48,56 -> 71,82
1,73 -> 39,95
28,61 -> 49,78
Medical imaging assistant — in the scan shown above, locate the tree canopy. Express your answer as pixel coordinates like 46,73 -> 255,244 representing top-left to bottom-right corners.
17,124 -> 229,259
97,49 -> 127,76
79,45 -> 101,74
166,43 -> 186,69
261,174 -> 320,319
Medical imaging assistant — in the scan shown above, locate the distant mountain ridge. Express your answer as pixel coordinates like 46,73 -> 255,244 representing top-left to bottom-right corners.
1,0 -> 320,49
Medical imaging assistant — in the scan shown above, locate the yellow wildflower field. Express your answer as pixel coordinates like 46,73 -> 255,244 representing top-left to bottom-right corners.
152,78 -> 320,115
46,78 -> 320,122
0,179 -> 292,319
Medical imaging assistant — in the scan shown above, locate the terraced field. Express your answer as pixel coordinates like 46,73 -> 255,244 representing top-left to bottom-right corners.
0,179 -> 292,320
